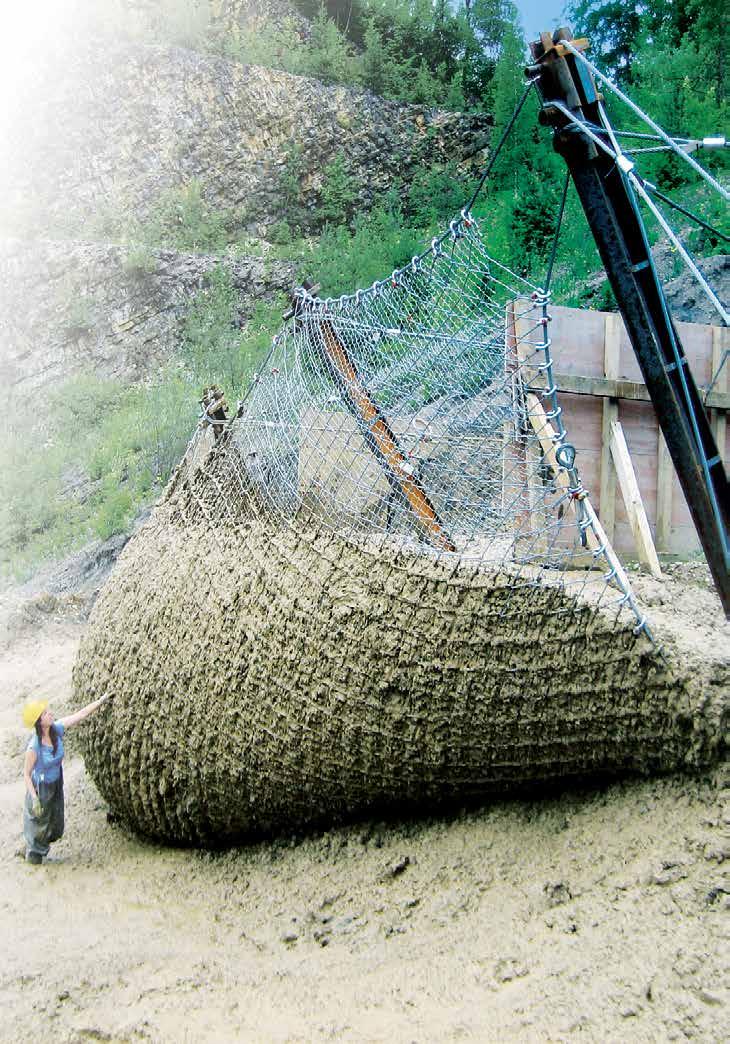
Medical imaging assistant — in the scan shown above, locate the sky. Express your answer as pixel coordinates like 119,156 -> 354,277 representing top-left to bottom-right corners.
515,1 -> 570,43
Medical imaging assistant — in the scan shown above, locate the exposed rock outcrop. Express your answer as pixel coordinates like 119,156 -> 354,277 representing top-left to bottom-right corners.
215,0 -> 312,37
1,41 -> 491,240
0,238 -> 297,391
1,30 -> 491,395
663,253 -> 729,327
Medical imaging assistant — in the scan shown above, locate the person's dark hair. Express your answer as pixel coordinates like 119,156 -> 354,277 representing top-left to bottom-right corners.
34,718 -> 59,754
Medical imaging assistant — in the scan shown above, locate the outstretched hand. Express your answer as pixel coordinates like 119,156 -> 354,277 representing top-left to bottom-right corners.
59,692 -> 114,730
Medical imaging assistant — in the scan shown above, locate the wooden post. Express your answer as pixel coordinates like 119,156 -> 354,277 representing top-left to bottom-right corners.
512,300 -> 605,566
503,301 -> 519,520
656,433 -> 673,552
610,419 -> 662,577
711,325 -> 729,467
513,309 -> 571,501
512,301 -> 551,558
599,313 -> 621,541
200,385 -> 228,442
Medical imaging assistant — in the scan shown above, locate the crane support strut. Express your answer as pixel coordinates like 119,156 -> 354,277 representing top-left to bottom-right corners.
530,28 -> 730,616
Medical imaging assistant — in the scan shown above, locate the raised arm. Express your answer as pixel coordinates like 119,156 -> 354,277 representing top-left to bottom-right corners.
59,694 -> 110,730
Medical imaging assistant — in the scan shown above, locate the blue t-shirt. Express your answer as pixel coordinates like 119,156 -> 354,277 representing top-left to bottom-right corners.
27,723 -> 65,785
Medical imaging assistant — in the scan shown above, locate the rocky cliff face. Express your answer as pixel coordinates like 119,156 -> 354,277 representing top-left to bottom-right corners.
1,41 -> 491,241
0,30 -> 491,396
663,254 -> 730,327
0,238 -> 296,391
215,0 -> 312,37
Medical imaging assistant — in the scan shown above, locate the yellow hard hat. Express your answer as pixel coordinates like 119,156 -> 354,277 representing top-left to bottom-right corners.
22,700 -> 48,729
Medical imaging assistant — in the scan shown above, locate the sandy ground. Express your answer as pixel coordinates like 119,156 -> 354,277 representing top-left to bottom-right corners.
0,594 -> 728,1043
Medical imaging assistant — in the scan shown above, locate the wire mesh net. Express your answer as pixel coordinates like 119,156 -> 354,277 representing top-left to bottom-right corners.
72,211 -> 730,844
70,68 -> 730,842
182,213 -> 646,636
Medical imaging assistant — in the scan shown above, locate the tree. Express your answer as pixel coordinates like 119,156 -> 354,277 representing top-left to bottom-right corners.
318,153 -> 357,224
565,0 -> 729,182
487,9 -> 531,184
564,0 -> 668,80
302,8 -> 361,84
468,0 -> 514,57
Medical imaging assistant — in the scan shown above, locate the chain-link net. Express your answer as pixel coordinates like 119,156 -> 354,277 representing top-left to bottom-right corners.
72,211 -> 728,845
193,213 -> 646,635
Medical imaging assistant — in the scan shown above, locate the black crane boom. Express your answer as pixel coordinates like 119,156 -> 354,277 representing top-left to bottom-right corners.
530,29 -> 730,616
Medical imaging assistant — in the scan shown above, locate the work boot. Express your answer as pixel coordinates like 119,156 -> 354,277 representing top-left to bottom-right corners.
26,852 -> 43,865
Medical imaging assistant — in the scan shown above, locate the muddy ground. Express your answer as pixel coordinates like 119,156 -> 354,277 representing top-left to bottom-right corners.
0,566 -> 728,1043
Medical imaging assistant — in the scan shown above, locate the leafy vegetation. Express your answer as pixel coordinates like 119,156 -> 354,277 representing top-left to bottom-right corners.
217,0 -> 511,108
1,375 -> 189,576
123,178 -> 236,254
1,274 -> 282,581
566,0 -> 728,183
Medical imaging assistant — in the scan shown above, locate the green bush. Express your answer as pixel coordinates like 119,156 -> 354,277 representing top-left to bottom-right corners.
64,295 -> 94,339
0,277 -> 282,580
181,266 -> 249,392
122,242 -> 158,276
93,481 -> 134,540
268,219 -> 294,245
138,179 -> 231,254
278,143 -> 306,228
301,9 -> 361,85
148,0 -> 213,50
318,153 -> 357,225
223,17 -> 309,75
405,163 -> 468,229
311,204 -> 424,296
628,31 -> 730,190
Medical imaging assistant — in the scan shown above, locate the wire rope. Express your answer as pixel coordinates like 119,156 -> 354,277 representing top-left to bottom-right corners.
462,81 -> 537,213
641,184 -> 730,244
562,40 -> 730,202
544,171 -> 571,292
547,100 -> 729,327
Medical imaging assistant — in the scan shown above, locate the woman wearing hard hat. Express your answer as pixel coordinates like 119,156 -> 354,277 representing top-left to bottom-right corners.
22,694 -> 110,864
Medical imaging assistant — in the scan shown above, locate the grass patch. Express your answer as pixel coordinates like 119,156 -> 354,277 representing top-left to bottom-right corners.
1,274 -> 283,583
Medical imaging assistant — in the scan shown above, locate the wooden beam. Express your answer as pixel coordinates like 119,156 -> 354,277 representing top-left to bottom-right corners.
711,326 -> 729,466
319,319 -> 455,552
524,392 -> 571,500
599,313 -> 621,542
503,301 -> 519,521
511,301 -> 548,557
610,419 -> 662,578
551,371 -> 730,410
656,432 -> 673,552
524,436 -> 548,555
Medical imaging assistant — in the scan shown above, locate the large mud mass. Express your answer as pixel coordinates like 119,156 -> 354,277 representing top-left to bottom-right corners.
72,441 -> 727,843
3,613 -> 728,1041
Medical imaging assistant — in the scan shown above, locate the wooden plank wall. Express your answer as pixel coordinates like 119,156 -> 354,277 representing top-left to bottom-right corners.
545,303 -> 729,557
